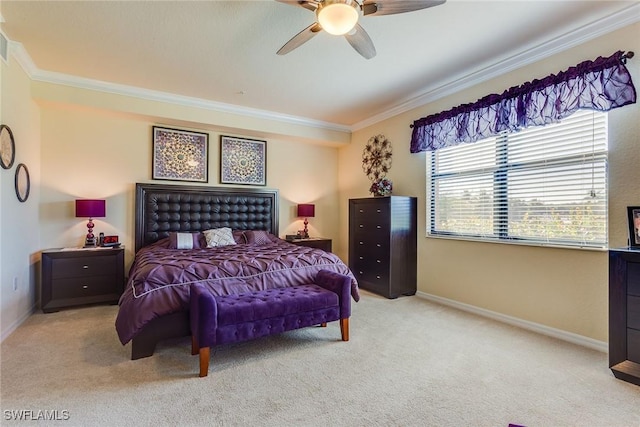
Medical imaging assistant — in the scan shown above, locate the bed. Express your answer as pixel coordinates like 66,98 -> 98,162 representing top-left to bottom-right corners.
116,183 -> 358,359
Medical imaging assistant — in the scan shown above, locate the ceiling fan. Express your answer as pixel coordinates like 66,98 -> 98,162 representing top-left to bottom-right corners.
276,0 -> 446,59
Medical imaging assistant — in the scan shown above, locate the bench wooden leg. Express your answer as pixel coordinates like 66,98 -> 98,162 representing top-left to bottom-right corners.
340,318 -> 349,341
191,335 -> 199,356
199,347 -> 210,377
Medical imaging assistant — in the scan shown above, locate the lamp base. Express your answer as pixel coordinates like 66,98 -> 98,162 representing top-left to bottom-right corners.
84,218 -> 96,247
303,218 -> 310,239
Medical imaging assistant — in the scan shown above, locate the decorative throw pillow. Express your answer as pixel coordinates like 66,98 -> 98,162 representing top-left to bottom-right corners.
203,227 -> 237,248
168,232 -> 204,249
245,230 -> 274,245
232,230 -> 247,244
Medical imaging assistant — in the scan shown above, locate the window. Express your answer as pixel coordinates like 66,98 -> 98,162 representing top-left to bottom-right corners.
426,110 -> 607,249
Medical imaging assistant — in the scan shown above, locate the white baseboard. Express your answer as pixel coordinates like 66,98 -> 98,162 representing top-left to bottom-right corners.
1,304 -> 36,343
416,291 -> 608,353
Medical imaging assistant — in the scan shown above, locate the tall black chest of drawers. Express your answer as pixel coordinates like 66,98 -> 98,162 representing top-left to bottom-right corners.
609,248 -> 640,386
349,196 -> 417,298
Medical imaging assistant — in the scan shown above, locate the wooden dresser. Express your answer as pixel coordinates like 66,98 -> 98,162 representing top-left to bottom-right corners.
348,196 -> 417,298
609,248 -> 640,386
41,247 -> 125,313
288,237 -> 332,252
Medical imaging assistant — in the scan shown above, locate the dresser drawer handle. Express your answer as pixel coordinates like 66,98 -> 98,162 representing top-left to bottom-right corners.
376,225 -> 381,229
359,256 -> 363,260
359,241 -> 363,245
82,285 -> 88,289
376,260 -> 381,263
359,271 -> 363,275
359,209 -> 363,213
359,224 -> 363,228
83,265 -> 89,269
377,209 -> 381,213
376,244 -> 381,247
376,275 -> 381,279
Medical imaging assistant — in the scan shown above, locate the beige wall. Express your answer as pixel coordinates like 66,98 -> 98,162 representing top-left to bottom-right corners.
0,30 -> 3,339
0,50 -> 41,339
37,103 -> 342,270
338,23 -> 640,344
1,54 -> 345,340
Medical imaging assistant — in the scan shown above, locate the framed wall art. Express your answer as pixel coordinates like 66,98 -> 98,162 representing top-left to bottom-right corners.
1,124 -> 16,170
627,206 -> 640,248
14,163 -> 30,202
220,135 -> 266,186
152,126 -> 208,183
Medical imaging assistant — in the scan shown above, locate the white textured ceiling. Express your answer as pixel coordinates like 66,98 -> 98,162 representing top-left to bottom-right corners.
1,1 -> 639,130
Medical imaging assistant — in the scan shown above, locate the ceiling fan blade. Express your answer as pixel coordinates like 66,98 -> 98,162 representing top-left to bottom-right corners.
362,0 -> 446,16
277,23 -> 323,55
344,23 -> 376,60
276,0 -> 319,12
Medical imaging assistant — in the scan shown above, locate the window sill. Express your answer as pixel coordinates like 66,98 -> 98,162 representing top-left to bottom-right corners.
425,233 -> 608,252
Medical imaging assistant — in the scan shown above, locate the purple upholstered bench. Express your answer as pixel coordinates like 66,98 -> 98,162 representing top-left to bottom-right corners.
190,269 -> 352,377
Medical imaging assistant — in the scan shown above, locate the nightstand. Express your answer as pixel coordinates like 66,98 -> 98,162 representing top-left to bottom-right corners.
41,247 -> 125,313
288,238 -> 332,252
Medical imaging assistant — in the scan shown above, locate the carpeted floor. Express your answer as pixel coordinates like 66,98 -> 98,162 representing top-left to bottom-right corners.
1,290 -> 639,426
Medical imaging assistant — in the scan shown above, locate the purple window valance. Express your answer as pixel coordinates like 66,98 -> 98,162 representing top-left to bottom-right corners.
410,51 -> 636,153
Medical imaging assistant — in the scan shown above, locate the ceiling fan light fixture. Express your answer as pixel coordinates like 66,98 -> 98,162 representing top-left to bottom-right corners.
317,0 -> 360,36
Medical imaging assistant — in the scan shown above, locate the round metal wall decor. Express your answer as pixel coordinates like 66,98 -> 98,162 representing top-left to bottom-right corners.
1,124 -> 16,170
362,134 -> 392,181
14,163 -> 30,202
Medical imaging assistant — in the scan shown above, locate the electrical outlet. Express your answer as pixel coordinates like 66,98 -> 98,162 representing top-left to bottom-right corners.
12,277 -> 18,291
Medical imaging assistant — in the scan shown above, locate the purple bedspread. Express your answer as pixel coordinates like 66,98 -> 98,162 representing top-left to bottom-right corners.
115,238 -> 358,344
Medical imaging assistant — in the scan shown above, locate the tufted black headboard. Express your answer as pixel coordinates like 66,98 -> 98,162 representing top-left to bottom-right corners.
134,183 -> 279,252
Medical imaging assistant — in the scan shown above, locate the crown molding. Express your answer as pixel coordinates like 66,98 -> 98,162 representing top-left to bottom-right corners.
6,3 -> 639,135
8,42 -> 351,134
9,41 -> 37,75
351,3 -> 640,131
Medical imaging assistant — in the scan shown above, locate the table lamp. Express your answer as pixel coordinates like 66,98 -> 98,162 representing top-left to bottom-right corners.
297,204 -> 315,239
75,199 -> 106,247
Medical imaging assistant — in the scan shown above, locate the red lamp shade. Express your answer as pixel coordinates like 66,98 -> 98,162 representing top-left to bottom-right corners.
297,204 -> 315,218
75,199 -> 106,218
297,204 -> 315,239
75,199 -> 106,247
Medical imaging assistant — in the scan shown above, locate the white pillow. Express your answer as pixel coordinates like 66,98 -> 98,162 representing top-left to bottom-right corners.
203,227 -> 237,248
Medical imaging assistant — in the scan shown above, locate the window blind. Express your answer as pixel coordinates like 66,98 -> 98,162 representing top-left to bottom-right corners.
427,110 -> 607,248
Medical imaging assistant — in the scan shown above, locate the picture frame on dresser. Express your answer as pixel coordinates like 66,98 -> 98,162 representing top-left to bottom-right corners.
627,206 -> 640,248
